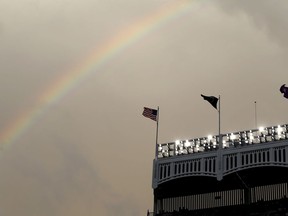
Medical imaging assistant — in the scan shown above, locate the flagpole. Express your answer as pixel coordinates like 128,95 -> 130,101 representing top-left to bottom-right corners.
217,95 -> 223,180
155,106 -> 159,159
254,101 -> 257,129
218,95 -> 221,138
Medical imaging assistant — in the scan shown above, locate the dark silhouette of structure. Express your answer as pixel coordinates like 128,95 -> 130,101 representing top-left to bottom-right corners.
150,124 -> 288,216
280,84 -> 288,99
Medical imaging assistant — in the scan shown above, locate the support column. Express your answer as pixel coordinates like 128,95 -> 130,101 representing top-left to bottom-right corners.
286,146 -> 288,163
153,195 -> 157,216
170,162 -> 175,177
153,196 -> 163,216
244,187 -> 251,205
217,135 -> 223,181
152,159 -> 158,189
270,148 -> 275,163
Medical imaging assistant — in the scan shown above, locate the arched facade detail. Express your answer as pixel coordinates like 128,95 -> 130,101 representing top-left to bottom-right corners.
153,140 -> 288,189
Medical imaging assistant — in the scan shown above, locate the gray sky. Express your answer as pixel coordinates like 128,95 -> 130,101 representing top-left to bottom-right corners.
0,0 -> 288,215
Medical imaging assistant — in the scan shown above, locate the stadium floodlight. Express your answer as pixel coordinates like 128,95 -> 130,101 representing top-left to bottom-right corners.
230,133 -> 236,140
277,125 -> 283,135
191,140 -> 195,146
207,135 -> 213,141
184,140 -> 190,147
243,131 -> 247,138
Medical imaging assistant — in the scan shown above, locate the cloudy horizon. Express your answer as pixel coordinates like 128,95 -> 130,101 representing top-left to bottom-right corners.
1,0 -> 288,215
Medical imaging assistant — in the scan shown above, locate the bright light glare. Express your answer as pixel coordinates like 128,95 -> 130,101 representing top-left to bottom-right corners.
184,140 -> 190,147
249,133 -> 254,141
230,133 -> 236,140
277,125 -> 283,134
175,140 -> 180,145
207,135 -> 213,140
259,127 -> 264,132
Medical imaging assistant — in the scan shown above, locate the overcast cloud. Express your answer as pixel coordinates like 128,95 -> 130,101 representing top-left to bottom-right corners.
0,1 -> 288,215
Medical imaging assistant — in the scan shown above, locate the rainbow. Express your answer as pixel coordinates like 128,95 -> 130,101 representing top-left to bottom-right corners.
0,0 -> 193,147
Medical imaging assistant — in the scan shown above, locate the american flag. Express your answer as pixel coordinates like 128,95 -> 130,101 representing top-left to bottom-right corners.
142,107 -> 158,121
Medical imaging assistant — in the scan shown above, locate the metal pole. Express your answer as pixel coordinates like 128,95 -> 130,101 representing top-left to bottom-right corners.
219,95 -> 221,137
254,101 -> 257,129
218,95 -> 221,148
217,95 -> 223,181
155,106 -> 159,159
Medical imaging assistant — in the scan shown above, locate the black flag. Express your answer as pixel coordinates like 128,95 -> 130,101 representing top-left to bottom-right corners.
201,94 -> 218,110
280,84 -> 288,99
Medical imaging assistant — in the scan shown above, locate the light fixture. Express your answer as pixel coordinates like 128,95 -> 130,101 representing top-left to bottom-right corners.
207,135 -> 213,140
230,133 -> 236,140
277,125 -> 283,135
184,140 -> 190,147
